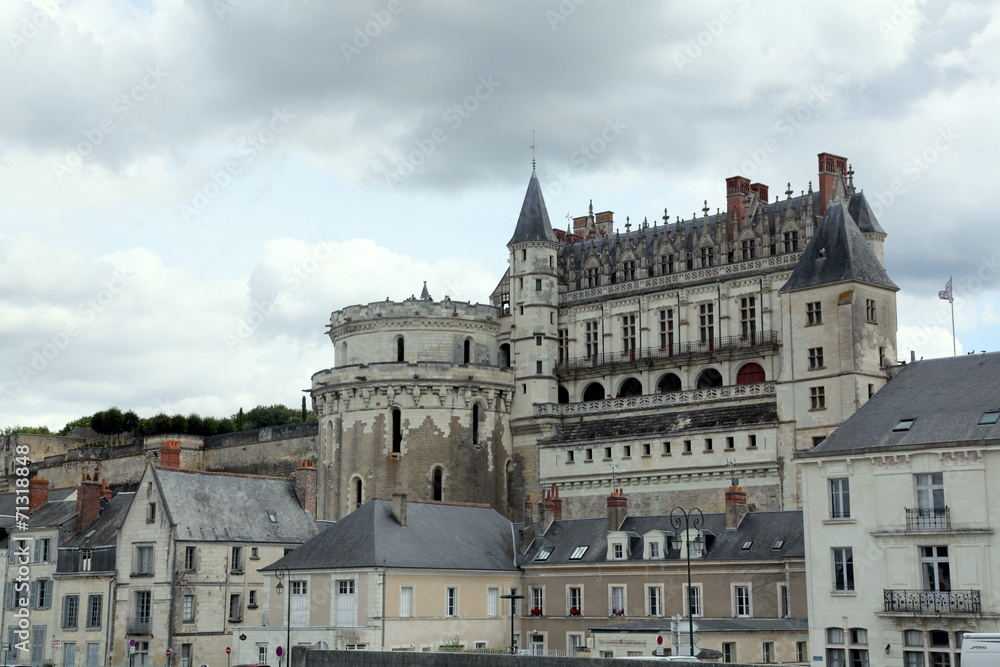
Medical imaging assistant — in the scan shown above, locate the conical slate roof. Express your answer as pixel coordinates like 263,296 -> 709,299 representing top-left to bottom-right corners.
848,191 -> 886,236
780,201 -> 898,293
507,169 -> 557,245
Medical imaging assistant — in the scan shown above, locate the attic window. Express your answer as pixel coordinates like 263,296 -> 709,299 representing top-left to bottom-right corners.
267,512 -> 278,523
569,546 -> 588,560
535,547 -> 553,562
893,419 -> 915,432
773,540 -> 785,550
741,541 -> 753,550
979,411 -> 1000,425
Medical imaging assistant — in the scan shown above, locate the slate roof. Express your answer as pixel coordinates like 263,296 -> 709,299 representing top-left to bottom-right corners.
28,495 -> 77,528
265,498 -> 519,572
799,352 -> 1000,458
0,488 -> 74,530
507,169 -> 557,245
62,492 -> 134,548
154,467 -> 316,543
779,201 -> 897,293
848,191 -> 886,236
522,510 -> 803,565
538,403 -> 778,445
589,618 -> 808,633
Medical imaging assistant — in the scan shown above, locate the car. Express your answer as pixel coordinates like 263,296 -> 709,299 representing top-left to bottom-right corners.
614,657 -> 702,662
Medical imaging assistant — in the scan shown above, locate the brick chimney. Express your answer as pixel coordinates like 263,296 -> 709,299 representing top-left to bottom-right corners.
607,488 -> 628,532
100,479 -> 112,503
818,152 -> 848,214
726,176 -> 751,225
76,473 -> 102,533
160,440 -> 181,469
543,485 -> 562,521
294,461 -> 317,518
391,492 -> 407,527
725,479 -> 748,530
28,476 -> 50,514
749,182 -> 768,205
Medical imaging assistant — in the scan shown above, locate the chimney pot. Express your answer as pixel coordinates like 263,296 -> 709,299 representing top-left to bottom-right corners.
725,481 -> 748,529
160,440 -> 181,469
607,489 -> 628,532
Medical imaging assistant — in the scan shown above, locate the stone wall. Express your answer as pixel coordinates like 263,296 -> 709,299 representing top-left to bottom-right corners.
203,421 -> 318,478
295,646 -> 753,667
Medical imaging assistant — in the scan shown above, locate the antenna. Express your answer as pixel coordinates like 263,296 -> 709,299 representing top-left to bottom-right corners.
529,130 -> 537,169
727,458 -> 738,485
609,464 -> 618,489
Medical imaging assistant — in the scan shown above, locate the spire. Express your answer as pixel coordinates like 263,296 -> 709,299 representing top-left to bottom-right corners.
420,281 -> 431,301
507,170 -> 557,246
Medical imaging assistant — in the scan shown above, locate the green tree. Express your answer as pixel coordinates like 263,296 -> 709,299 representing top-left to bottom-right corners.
122,410 -> 140,434
58,416 -> 92,435
1,425 -> 52,435
186,413 -> 205,436
168,414 -> 188,434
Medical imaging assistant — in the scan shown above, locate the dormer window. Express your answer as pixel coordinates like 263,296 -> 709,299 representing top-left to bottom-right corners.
535,547 -> 553,562
649,542 -> 660,559
613,543 -> 624,559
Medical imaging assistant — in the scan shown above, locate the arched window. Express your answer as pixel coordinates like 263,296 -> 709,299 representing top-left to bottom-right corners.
736,363 -> 766,385
391,408 -> 402,453
464,339 -> 471,364
353,477 -> 363,510
656,373 -> 682,393
432,467 -> 444,501
618,377 -> 643,397
582,382 -> 606,402
558,386 -> 570,404
397,337 -> 405,362
472,404 -> 480,444
696,368 -> 723,389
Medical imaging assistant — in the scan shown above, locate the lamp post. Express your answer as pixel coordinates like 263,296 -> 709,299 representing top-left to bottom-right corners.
670,507 -> 704,658
499,593 -> 525,654
274,565 -> 291,666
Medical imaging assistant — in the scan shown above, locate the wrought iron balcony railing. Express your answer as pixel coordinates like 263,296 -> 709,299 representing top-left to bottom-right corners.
905,506 -> 951,530
883,589 -> 980,615
556,331 -> 778,374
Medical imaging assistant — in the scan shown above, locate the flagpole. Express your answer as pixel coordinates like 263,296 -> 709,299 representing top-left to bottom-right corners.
950,280 -> 956,357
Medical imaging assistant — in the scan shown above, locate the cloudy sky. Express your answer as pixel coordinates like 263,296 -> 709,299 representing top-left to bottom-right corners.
2,0 -> 998,431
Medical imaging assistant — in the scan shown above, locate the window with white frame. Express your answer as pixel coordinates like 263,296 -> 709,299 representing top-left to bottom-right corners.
762,641 -> 774,664
135,545 -> 153,575
182,595 -> 194,622
778,584 -> 790,618
833,548 -> 855,592
400,586 -> 413,618
646,585 -> 663,617
445,587 -> 458,617
733,585 -> 751,617
684,584 -> 702,617
830,478 -> 851,519
87,595 -> 102,629
487,587 -> 499,618
610,586 -> 625,616
530,587 -> 544,614
920,546 -> 950,591
230,546 -> 243,573
61,595 -> 79,629
568,586 -> 582,615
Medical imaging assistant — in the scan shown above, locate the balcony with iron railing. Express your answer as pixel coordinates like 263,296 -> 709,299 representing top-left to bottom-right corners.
883,589 -> 981,615
555,331 -> 778,378
905,507 -> 951,531
534,381 -> 775,417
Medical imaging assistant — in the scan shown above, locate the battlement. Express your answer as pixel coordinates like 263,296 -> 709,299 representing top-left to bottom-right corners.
329,299 -> 499,332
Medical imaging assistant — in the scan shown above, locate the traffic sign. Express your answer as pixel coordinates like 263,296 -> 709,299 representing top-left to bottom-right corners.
677,634 -> 702,645
674,620 -> 699,633
226,648 -> 231,655
166,648 -> 172,657
275,647 -> 283,657
656,635 -> 663,645
51,640 -> 61,649
129,640 -> 136,647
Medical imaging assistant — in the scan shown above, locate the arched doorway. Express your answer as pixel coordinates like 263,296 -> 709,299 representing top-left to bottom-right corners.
582,382 -> 606,401
736,362 -> 766,384
558,386 -> 570,404
657,373 -> 682,393
696,368 -> 723,389
618,377 -> 643,397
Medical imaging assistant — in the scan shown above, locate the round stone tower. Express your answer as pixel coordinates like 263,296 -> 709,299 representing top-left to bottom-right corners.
311,291 -> 515,520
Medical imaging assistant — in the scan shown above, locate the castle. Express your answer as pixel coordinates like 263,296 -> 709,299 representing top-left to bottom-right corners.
9,151 -> 898,524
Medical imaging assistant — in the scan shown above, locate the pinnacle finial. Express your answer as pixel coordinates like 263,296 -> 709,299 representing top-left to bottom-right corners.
529,131 -> 537,170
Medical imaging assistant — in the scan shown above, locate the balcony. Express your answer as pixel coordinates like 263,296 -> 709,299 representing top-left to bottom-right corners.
127,619 -> 151,634
534,381 -> 775,417
883,589 -> 981,615
906,507 -> 950,531
555,331 -> 778,378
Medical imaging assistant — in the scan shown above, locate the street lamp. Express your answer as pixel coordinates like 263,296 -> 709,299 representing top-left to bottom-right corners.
274,565 -> 291,666
670,507 -> 704,658
499,593 -> 525,654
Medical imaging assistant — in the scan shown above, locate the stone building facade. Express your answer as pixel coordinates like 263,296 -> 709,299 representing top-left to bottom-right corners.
310,151 -> 899,521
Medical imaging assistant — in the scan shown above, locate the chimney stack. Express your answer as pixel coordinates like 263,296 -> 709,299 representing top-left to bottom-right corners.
391,492 -> 407,527
28,476 -> 50,514
543,485 -> 562,521
160,440 -> 181,469
749,182 -> 769,205
817,152 -> 848,215
294,461 -> 318,518
726,176 -> 751,228
76,473 -> 102,533
607,488 -> 628,532
725,479 -> 748,529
